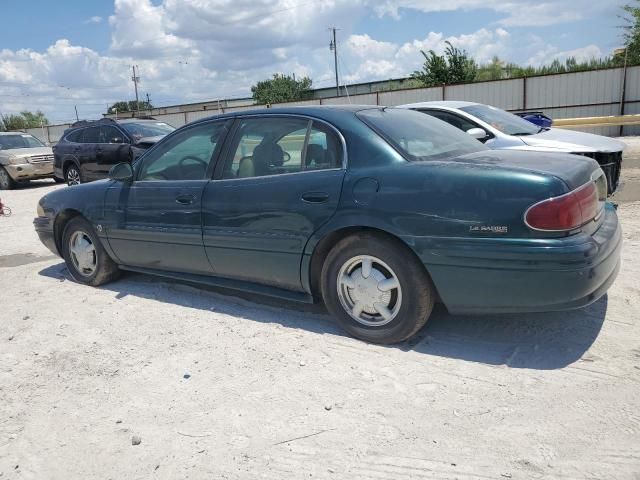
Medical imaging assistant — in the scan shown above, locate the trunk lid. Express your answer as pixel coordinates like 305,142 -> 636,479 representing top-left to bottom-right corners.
520,128 -> 625,153
454,149 -> 601,191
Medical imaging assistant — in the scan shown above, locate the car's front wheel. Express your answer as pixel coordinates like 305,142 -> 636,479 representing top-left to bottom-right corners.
321,233 -> 435,344
65,165 -> 82,186
0,166 -> 15,190
62,216 -> 120,286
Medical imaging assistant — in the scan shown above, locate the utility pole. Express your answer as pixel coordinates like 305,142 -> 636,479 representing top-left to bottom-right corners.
329,27 -> 339,97
131,65 -> 140,111
74,105 -> 79,122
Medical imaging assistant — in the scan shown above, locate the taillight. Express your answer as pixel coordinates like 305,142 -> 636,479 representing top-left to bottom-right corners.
525,179 -> 604,232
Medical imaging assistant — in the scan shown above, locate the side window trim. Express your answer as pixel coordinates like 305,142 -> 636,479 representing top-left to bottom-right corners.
212,114 -> 346,181
133,119 -> 231,183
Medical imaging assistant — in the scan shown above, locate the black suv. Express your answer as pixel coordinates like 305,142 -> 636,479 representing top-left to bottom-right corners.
53,118 -> 175,185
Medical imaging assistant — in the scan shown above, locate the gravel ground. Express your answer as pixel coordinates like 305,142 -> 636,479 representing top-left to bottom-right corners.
1,139 -> 640,479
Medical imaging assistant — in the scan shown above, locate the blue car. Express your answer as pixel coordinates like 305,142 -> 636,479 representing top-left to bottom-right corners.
34,106 -> 621,344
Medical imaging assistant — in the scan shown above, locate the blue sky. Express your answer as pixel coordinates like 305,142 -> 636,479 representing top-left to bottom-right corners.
0,0 -> 628,122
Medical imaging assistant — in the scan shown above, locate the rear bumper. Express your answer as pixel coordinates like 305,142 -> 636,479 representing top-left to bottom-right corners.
407,203 -> 622,314
5,162 -> 54,181
54,165 -> 64,180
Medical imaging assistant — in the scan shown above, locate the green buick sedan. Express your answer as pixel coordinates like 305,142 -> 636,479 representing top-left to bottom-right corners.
34,106 -> 621,344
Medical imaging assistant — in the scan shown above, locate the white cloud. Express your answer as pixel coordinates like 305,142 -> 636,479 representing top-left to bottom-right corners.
527,44 -> 603,67
85,16 -> 103,24
0,0 -> 613,122
371,0 -> 615,27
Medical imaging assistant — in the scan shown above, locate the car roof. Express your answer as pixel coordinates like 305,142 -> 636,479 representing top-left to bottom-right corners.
0,131 -> 36,136
186,104 -> 385,125
398,101 -> 481,110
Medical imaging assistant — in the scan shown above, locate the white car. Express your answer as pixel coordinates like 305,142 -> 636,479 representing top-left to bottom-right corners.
399,101 -> 625,194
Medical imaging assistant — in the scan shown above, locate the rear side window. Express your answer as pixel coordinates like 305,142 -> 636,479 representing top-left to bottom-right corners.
357,108 -> 485,162
65,129 -> 83,143
221,117 -> 342,179
82,127 -> 100,144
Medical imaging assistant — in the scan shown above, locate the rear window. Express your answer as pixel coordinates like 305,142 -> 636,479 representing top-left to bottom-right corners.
357,108 -> 486,161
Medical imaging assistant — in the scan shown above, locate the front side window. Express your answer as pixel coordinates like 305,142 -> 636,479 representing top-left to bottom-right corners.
423,110 -> 480,133
221,117 -> 342,179
137,121 -> 226,181
460,104 -> 539,136
121,121 -> 175,141
0,134 -> 45,149
357,108 -> 485,162
100,126 -> 127,144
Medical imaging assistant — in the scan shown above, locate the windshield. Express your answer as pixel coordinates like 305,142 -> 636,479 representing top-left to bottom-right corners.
357,108 -> 486,161
460,104 -> 540,136
121,121 -> 175,141
0,134 -> 45,150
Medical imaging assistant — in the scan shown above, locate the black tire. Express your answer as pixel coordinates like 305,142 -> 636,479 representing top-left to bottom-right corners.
65,164 -> 82,186
62,216 -> 120,286
321,233 -> 435,344
0,166 -> 15,190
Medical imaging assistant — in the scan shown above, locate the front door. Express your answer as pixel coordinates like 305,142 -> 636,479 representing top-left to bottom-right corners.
104,119 -> 230,274
203,115 -> 345,291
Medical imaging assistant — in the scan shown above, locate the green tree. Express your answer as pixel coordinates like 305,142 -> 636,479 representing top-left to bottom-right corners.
251,73 -> 313,105
0,111 -> 49,131
107,100 -> 153,114
618,1 -> 640,65
411,41 -> 477,87
477,56 -> 506,81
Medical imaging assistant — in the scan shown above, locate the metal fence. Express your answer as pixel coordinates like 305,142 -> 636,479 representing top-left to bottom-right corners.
21,66 -> 640,144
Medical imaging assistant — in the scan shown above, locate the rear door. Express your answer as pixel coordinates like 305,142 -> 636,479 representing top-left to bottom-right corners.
104,119 -> 230,274
96,125 -> 132,178
202,115 -> 345,291
80,127 -> 101,181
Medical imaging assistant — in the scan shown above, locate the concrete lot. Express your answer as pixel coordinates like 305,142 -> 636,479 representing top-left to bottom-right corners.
1,140 -> 640,479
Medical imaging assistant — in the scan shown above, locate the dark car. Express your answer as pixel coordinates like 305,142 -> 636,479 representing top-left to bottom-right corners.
53,118 -> 175,186
34,106 -> 621,344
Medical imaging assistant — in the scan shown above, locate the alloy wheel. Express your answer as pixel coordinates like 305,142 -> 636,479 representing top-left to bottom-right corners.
66,167 -> 81,186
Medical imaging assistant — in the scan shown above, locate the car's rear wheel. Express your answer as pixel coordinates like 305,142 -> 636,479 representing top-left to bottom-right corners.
0,166 -> 15,190
62,216 -> 120,286
65,165 -> 82,186
321,233 -> 435,344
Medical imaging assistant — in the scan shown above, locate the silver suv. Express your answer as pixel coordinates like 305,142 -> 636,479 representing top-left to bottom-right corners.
0,132 -> 58,189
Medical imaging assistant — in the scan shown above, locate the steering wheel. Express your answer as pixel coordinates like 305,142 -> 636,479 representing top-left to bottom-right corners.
178,155 -> 208,178
282,151 -> 291,163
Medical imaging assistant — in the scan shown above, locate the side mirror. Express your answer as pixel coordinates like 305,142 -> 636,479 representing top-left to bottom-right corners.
466,128 -> 488,140
108,162 -> 134,183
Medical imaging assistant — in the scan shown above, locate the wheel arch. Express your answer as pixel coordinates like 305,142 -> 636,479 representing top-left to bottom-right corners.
304,223 -> 438,301
53,208 -> 83,255
63,158 -> 81,176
